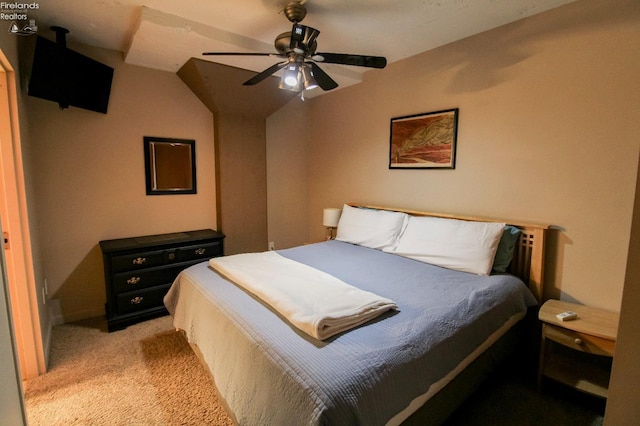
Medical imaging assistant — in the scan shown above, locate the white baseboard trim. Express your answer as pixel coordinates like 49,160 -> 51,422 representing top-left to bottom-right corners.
42,314 -> 53,371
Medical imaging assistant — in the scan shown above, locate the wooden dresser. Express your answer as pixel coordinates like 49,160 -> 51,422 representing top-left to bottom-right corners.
100,229 -> 225,332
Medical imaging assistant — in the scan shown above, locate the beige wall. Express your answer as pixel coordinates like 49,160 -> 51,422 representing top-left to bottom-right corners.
25,42 -> 217,323
268,0 -> 640,312
215,112 -> 268,255
266,99 -> 311,249
178,59 -> 295,256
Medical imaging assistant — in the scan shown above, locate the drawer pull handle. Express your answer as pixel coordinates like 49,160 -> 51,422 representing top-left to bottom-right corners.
132,257 -> 147,265
168,252 -> 176,260
574,338 -> 583,345
127,277 -> 141,285
130,296 -> 144,305
195,248 -> 206,255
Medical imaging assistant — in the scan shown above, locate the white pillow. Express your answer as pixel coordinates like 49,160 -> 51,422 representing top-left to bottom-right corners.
335,205 -> 408,250
390,216 -> 505,275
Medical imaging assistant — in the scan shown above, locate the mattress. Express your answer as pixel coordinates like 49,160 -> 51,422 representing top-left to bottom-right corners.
164,240 -> 537,425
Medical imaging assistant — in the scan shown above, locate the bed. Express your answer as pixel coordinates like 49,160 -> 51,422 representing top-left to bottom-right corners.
164,204 -> 548,425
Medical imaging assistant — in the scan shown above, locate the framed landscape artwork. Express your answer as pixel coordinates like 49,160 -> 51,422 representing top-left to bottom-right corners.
389,108 -> 459,169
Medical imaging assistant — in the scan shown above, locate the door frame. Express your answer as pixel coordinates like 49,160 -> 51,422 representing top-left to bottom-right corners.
0,49 -> 45,379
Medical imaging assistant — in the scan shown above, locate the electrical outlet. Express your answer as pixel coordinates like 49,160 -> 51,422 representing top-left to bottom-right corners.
268,241 -> 275,251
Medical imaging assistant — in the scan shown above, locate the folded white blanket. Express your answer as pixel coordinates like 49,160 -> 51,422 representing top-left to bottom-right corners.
209,251 -> 398,340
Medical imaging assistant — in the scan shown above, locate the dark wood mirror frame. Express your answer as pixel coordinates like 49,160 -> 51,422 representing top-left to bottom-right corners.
144,136 -> 196,195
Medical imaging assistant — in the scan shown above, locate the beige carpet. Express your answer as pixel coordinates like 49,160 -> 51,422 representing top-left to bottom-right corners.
24,316 -> 233,426
24,315 -> 607,426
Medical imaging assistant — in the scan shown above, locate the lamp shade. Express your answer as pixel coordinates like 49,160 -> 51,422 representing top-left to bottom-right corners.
323,208 -> 342,227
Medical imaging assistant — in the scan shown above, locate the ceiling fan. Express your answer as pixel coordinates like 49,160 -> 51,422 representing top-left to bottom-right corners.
202,1 -> 387,95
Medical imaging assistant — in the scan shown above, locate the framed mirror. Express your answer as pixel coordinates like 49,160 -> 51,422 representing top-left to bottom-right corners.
144,136 -> 196,195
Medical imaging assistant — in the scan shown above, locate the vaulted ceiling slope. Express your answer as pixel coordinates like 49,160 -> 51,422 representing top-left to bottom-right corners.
34,0 -> 575,97
178,59 -> 296,116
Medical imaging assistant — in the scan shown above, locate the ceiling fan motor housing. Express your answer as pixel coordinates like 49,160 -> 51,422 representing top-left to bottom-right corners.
274,28 -> 318,56
275,32 -> 291,54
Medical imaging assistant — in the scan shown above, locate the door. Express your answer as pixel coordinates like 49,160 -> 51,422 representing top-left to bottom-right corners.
0,215 -> 27,425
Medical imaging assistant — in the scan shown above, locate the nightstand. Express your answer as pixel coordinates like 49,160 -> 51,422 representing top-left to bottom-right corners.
538,299 -> 619,398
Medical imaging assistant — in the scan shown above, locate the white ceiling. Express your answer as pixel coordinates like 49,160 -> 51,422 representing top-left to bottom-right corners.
33,0 -> 575,96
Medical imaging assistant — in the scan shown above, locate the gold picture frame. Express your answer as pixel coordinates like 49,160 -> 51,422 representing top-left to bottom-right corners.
389,108 -> 459,169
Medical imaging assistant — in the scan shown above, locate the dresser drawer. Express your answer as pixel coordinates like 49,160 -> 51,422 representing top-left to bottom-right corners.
100,229 -> 225,331
113,264 -> 186,294
178,242 -> 222,262
111,249 -> 166,272
545,324 -> 615,357
116,284 -> 172,315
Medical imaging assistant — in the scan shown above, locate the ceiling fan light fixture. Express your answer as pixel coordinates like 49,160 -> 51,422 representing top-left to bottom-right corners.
284,63 -> 300,86
279,63 -> 303,91
302,65 -> 318,90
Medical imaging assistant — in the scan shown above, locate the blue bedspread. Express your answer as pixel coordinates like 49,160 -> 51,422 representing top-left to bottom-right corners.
164,240 -> 537,425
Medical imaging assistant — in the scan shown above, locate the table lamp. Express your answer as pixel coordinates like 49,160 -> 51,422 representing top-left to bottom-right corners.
323,208 -> 342,240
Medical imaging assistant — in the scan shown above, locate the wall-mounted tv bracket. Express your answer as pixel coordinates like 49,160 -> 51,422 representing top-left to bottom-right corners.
50,25 -> 70,109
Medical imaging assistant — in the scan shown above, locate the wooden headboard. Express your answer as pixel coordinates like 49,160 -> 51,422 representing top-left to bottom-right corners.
348,204 -> 550,303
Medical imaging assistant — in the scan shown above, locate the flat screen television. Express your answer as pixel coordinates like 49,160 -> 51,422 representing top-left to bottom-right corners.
28,35 -> 114,114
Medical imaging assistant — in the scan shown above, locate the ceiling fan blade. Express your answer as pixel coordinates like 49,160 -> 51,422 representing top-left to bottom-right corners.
313,53 -> 387,69
203,52 -> 282,57
309,63 -> 338,91
243,61 -> 288,86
